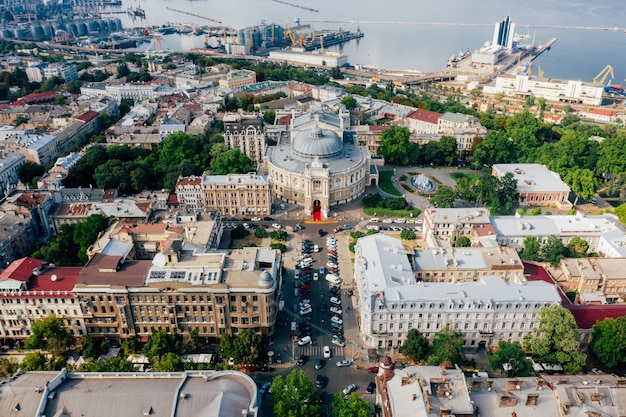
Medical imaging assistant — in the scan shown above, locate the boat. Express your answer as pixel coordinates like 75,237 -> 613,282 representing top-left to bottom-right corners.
134,6 -> 145,17
127,7 -> 134,16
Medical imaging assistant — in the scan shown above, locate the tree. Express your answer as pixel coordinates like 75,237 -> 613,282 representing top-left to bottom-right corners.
340,95 -> 357,110
255,228 -> 267,238
399,329 -> 429,363
590,316 -> 626,368
400,229 -> 416,240
143,329 -> 182,363
564,168 -> 598,205
219,333 -> 234,360
438,136 -> 458,166
470,130 -> 517,166
20,351 -> 48,371
231,225 -> 249,240
116,63 -> 130,78
522,304 -> 586,374
183,329 -> 202,353
566,236 -> 589,258
0,357 -> 19,378
269,230 -> 288,241
455,236 -> 471,247
24,314 -> 72,356
272,369 -> 321,417
154,352 -> 184,372
427,327 -> 464,365
122,336 -> 142,354
519,236 -> 540,261
488,341 -> 534,377
263,109 -> 276,124
331,392 -> 373,417
232,329 -> 263,365
539,235 -> 566,267
19,162 -> 45,187
81,335 -> 108,359
209,149 -> 252,175
378,125 -> 418,166
429,185 -> 456,208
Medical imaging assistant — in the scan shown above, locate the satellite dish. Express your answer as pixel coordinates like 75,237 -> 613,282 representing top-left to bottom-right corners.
50,274 -> 57,281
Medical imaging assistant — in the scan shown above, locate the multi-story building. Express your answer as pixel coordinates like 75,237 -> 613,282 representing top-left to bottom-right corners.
492,164 -> 571,208
413,246 -> 524,283
354,234 -> 561,350
80,82 -> 175,103
404,109 -> 441,134
311,85 -> 345,102
0,257 -> 86,340
43,62 -> 78,82
217,69 -> 257,89
437,112 -> 481,135
73,246 -> 282,343
554,257 -> 626,304
422,208 -> 491,247
223,113 -> 266,164
0,131 -> 59,165
0,212 -> 35,265
198,173 -> 271,217
0,152 -> 26,195
175,175 -> 204,211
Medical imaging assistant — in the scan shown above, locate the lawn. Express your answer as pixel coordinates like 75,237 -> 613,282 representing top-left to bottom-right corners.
450,172 -> 483,183
363,207 -> 421,218
378,170 -> 402,196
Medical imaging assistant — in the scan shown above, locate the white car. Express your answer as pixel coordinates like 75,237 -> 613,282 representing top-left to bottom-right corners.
416,219 -> 423,224
332,336 -> 346,347
319,266 -> 326,275
330,296 -> 341,305
330,316 -> 343,325
297,335 -> 312,345
313,272 -> 319,281
370,218 -> 380,222
323,345 -> 331,359
414,226 -> 423,232
394,218 -> 406,223
330,306 -> 342,315
251,217 -> 261,222
272,223 -> 282,229
382,218 -> 393,224
300,307 -> 312,315
336,360 -> 351,367
343,383 -> 357,394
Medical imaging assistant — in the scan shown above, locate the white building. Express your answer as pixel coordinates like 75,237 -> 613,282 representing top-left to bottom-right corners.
223,113 -> 266,164
80,83 -> 179,103
311,85 -> 345,102
269,50 -> 348,67
0,152 -> 25,194
354,234 -> 561,350
43,62 -> 78,82
486,74 -> 604,106
492,163 -> 571,208
422,208 -> 491,247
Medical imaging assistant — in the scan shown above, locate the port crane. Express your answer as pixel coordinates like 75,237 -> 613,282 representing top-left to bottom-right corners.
271,0 -> 319,13
593,64 -> 614,84
165,7 -> 221,24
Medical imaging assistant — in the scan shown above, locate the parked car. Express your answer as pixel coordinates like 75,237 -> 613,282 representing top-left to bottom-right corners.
315,357 -> 322,369
272,223 -> 282,229
313,272 -> 319,281
316,374 -> 325,388
323,345 -> 331,359
330,306 -> 342,315
332,335 -> 346,347
300,307 -> 312,316
297,354 -> 306,366
319,266 -> 326,275
330,316 -> 343,325
342,383 -> 357,394
330,296 -> 341,304
368,366 -> 379,374
382,218 -> 393,223
366,381 -> 376,394
336,360 -> 352,367
251,217 -> 261,222
259,382 -> 271,394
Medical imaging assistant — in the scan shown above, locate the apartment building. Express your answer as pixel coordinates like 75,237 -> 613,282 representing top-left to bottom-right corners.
73,246 -> 282,343
422,208 -> 491,247
492,164 -> 571,208
404,109 -> 440,134
175,173 -> 271,217
555,257 -> 626,304
413,246 -> 524,283
437,112 -> 481,135
354,234 -> 561,350
218,69 -> 257,89
0,258 -> 86,340
223,113 -> 266,164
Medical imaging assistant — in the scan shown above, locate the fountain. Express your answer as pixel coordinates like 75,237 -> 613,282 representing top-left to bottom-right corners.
411,174 -> 435,193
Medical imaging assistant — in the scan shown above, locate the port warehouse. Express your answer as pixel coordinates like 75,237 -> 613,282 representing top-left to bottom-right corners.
0,18 -> 123,40
269,50 -> 348,67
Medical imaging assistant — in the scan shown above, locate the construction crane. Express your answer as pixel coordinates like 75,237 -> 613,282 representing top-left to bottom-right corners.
271,0 -> 319,13
165,6 -> 221,24
593,64 -> 614,84
299,27 -> 304,47
284,23 -> 296,46
537,60 -> 544,77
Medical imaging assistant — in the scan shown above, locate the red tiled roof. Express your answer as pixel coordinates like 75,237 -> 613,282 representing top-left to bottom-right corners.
167,194 -> 179,204
588,109 -> 615,117
75,110 -> 99,122
406,109 -> 441,124
12,90 -> 59,106
0,257 -> 43,282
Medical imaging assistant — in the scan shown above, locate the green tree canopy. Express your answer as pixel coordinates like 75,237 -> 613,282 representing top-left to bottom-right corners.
538,235 -> 567,267
20,351 -> 48,371
564,168 -> 598,205
24,314 -> 72,356
429,185 -> 456,208
272,369 -> 321,417
519,236 -> 540,261
209,149 -> 253,175
455,236 -> 471,247
427,327 -> 464,365
590,316 -> 626,368
399,329 -> 430,363
232,329 -> 263,365
331,392 -> 373,417
522,304 -> 586,374
143,329 -> 183,363
566,236 -> 589,258
378,125 -> 418,166
488,341 -> 534,377
340,95 -> 357,110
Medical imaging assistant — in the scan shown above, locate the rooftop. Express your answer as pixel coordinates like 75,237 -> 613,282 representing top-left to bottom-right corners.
492,163 -> 570,193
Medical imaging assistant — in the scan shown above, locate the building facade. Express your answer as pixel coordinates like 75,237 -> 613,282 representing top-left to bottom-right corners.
492,164 -> 570,207
223,113 -> 266,164
354,234 -> 561,350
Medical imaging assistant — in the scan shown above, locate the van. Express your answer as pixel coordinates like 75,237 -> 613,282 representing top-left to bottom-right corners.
291,321 -> 297,331
297,335 -> 312,345
326,274 -> 342,285
280,203 -> 286,210
313,244 -> 320,253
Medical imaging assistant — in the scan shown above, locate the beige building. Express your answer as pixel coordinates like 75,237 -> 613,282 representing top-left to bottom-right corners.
413,246 -> 524,283
422,208 -> 491,247
73,246 -> 282,343
555,257 -> 626,304
0,258 -> 86,340
264,105 -> 376,219
223,113 -> 266,164
218,69 -> 257,89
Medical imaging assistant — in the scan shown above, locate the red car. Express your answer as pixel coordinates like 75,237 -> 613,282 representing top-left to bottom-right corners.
301,284 -> 310,291
368,366 -> 379,373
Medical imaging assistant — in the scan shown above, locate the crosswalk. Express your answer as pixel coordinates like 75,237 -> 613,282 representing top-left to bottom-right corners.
298,344 -> 345,358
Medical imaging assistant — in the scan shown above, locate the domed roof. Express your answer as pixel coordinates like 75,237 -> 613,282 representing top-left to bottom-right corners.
292,125 -> 343,159
258,269 -> 273,287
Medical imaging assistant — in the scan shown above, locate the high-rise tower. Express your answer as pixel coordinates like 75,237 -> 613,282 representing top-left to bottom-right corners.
492,15 -> 516,49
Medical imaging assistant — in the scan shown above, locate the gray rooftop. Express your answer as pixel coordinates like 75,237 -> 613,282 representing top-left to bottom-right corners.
492,163 -> 570,193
